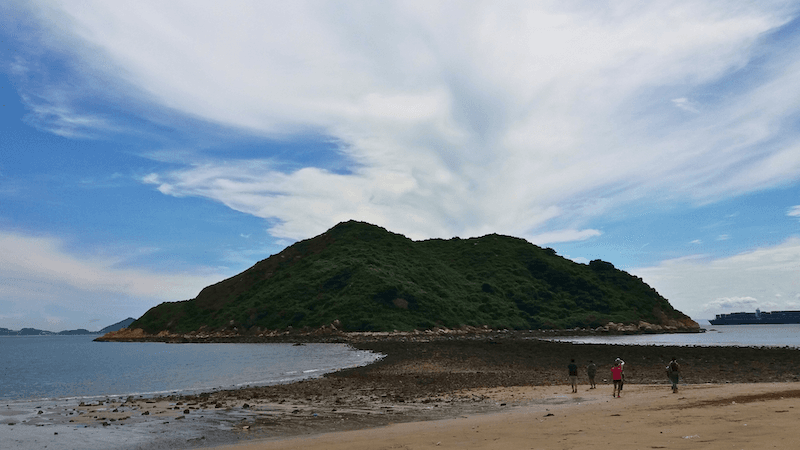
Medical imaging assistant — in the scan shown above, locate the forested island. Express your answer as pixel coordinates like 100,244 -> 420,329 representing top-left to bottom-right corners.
108,221 -> 696,338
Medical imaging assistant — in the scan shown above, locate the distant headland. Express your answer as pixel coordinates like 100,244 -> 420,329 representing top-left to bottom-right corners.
1,317 -> 136,336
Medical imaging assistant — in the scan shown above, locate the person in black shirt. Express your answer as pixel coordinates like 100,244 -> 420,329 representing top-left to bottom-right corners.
568,359 -> 578,393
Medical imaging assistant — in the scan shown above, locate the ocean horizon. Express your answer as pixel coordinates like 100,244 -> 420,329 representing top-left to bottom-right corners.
545,323 -> 800,348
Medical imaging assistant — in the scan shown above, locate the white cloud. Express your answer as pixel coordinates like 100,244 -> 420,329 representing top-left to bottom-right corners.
528,229 -> 602,245
788,205 -> 800,217
632,237 -> 800,320
703,296 -> 761,312
21,95 -> 116,139
0,232 -> 221,298
672,97 -> 700,113
13,1 -> 800,243
0,231 -> 227,330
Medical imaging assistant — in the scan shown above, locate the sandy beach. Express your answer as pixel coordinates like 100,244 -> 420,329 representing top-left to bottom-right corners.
210,382 -> 800,450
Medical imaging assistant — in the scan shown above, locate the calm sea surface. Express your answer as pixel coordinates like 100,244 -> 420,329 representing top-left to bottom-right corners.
546,324 -> 800,348
0,335 -> 381,402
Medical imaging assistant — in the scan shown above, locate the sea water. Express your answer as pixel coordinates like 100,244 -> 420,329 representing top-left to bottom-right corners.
544,324 -> 800,348
0,335 -> 382,402
0,336 -> 382,450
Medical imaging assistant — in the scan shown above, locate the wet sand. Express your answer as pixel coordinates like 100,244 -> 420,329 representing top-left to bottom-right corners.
5,334 -> 800,449
211,383 -> 800,450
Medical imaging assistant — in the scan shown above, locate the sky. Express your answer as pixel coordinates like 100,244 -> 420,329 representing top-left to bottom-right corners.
2,1 -> 800,331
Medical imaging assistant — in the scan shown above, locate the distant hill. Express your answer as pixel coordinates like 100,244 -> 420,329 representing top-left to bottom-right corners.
131,221 -> 697,333
0,317 -> 137,336
98,317 -> 136,334
0,327 -> 57,336
57,328 -> 95,335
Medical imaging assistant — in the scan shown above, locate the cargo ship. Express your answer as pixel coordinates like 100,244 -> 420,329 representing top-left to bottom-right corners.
709,309 -> 800,325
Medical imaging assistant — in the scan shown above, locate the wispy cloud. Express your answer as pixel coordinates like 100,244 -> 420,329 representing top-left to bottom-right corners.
0,231 -> 223,298
11,1 -> 800,242
528,229 -> 602,245
672,97 -> 700,113
788,205 -> 800,217
78,172 -> 129,189
21,96 -> 116,139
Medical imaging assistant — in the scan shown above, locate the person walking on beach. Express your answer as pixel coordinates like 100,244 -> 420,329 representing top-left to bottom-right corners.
666,357 -> 681,393
611,360 -> 623,398
586,360 -> 597,389
615,357 -> 625,391
568,359 -> 579,393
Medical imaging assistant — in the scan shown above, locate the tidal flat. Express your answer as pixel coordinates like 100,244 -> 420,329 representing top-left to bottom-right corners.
5,333 -> 800,449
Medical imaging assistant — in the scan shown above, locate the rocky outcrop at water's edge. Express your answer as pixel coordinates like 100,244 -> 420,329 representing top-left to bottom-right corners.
95,319 -> 701,343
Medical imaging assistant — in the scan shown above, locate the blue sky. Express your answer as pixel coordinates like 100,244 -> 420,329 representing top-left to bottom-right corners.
2,1 -> 800,330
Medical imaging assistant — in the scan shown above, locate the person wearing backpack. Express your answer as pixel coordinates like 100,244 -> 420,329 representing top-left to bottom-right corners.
666,357 -> 681,393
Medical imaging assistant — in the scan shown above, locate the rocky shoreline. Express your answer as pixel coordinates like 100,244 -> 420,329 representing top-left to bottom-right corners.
95,320 -> 701,344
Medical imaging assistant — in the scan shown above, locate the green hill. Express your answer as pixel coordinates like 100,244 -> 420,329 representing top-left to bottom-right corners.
131,221 -> 695,333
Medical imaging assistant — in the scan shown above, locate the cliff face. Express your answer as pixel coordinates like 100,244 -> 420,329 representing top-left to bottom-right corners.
130,221 -> 698,333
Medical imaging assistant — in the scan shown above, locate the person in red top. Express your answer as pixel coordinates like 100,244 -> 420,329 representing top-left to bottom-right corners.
610,360 -> 624,398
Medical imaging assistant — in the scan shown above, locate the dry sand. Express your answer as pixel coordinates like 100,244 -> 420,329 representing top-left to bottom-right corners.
208,382 -> 800,450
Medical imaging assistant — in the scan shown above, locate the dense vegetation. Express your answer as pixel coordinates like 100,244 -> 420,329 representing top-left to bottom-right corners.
132,221 -> 692,333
